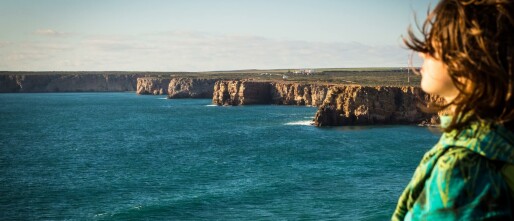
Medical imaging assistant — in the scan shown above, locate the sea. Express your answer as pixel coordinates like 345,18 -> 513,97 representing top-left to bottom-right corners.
0,92 -> 440,220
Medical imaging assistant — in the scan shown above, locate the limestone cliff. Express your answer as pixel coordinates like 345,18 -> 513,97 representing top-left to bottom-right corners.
136,77 -> 171,95
270,83 -> 329,106
212,80 -> 442,126
313,86 -> 442,126
168,78 -> 217,98
0,74 -> 142,92
212,80 -> 330,106
212,80 -> 272,105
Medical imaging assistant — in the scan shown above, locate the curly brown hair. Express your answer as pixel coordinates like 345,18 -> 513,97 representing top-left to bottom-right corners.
405,0 -> 514,132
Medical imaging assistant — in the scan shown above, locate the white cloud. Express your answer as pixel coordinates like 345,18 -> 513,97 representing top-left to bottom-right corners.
82,38 -> 157,51
0,31 -> 416,71
0,41 -> 10,48
146,32 -> 412,71
33,29 -> 70,37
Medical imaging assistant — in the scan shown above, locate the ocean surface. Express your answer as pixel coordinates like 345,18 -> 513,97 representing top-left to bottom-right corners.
0,93 -> 440,220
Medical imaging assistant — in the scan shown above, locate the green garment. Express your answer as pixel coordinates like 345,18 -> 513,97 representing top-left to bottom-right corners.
392,116 -> 514,220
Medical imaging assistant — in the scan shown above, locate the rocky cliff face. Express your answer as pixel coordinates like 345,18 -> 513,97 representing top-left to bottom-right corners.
136,77 -> 171,95
213,80 -> 272,105
211,80 -> 443,126
0,74 -> 142,92
313,86 -> 442,126
0,75 -> 20,92
270,83 -> 329,106
212,80 -> 330,106
2,73 -> 443,126
168,78 -> 217,98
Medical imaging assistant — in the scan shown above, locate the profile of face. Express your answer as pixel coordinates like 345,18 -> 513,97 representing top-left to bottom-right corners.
419,52 -> 459,102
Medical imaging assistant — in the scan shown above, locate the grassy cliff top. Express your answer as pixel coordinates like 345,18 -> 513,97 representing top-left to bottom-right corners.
0,67 -> 420,87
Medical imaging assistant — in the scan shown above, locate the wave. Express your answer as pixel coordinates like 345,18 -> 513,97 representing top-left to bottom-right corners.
157,97 -> 167,100
284,120 -> 314,126
205,104 -> 217,107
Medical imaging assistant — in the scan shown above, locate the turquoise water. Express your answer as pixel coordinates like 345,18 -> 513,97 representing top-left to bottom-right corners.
0,93 -> 439,220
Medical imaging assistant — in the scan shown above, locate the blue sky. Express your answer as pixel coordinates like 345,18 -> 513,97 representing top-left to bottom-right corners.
0,0 -> 435,71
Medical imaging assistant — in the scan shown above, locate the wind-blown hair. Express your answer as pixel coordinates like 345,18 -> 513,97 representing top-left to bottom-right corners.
405,0 -> 514,132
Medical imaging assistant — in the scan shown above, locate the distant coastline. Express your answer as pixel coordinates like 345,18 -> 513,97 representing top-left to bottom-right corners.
0,68 -> 439,126
0,68 -> 420,89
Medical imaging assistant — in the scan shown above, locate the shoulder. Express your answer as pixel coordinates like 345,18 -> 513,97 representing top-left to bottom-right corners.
436,147 -> 489,174
422,146 -> 512,219
433,146 -> 503,191
436,146 -> 503,177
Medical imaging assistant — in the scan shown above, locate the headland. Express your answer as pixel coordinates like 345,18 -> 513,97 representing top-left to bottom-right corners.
0,68 -> 441,126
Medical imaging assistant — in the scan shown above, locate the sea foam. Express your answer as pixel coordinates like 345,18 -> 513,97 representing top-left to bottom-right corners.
284,120 -> 314,126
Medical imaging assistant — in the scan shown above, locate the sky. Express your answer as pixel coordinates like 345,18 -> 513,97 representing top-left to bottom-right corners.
0,0 -> 436,72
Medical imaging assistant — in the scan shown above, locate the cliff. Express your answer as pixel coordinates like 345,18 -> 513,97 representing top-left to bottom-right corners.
1,73 -> 442,126
136,77 -> 171,95
0,74 -> 143,92
168,78 -> 217,98
213,80 -> 272,105
270,82 -> 329,106
211,80 -> 442,126
0,75 -> 20,92
212,80 -> 330,106
313,86 -> 442,126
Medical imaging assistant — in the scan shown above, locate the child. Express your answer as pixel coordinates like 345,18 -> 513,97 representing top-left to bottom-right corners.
392,0 -> 514,220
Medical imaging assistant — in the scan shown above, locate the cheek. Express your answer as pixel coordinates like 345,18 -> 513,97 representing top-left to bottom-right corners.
420,59 -> 457,96
421,73 -> 444,94
421,73 -> 453,94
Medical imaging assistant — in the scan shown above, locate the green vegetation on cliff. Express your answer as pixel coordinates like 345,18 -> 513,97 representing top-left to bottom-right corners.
0,67 -> 420,87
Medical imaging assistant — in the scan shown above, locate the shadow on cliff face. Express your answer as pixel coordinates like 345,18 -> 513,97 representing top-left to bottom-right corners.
313,103 -> 339,126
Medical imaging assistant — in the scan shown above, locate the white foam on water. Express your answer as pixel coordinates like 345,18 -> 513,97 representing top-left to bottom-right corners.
284,120 -> 314,126
205,104 -> 217,107
157,97 -> 167,100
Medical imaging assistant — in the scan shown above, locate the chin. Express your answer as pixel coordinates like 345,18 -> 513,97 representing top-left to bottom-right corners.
420,83 -> 438,95
420,81 -> 431,94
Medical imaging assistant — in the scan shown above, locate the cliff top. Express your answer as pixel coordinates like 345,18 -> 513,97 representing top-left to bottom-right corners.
1,67 -> 420,87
